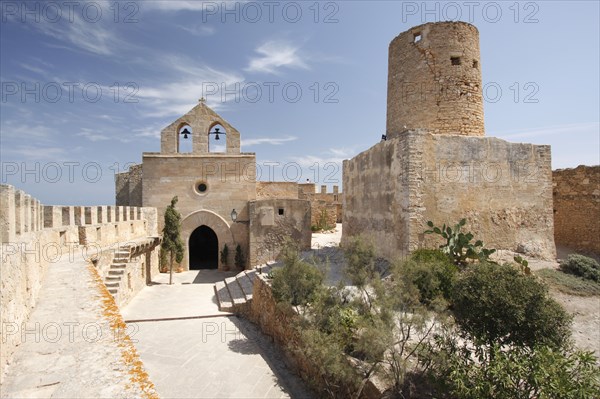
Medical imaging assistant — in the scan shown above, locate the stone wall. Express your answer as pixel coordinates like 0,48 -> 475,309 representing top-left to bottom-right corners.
256,181 -> 299,199
298,183 -> 342,227
343,131 -> 556,261
0,185 -> 159,379
387,22 -> 484,137
248,199 -> 311,266
553,165 -> 600,254
115,164 -> 143,207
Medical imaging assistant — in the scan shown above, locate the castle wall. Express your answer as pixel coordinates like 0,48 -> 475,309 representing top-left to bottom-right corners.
248,199 -> 311,266
0,185 -> 159,379
387,22 -> 484,137
342,131 -> 556,261
115,164 -> 143,207
553,165 -> 600,255
298,183 -> 342,227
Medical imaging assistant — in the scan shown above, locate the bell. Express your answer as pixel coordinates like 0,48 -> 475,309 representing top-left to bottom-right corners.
214,127 -> 220,140
181,128 -> 190,139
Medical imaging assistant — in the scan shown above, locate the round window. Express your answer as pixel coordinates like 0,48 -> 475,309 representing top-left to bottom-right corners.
198,183 -> 207,192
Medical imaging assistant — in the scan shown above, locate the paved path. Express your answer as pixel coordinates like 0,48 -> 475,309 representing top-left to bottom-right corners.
122,270 -> 313,399
1,252 -> 152,398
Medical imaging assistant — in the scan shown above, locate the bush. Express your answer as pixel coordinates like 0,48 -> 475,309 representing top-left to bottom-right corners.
271,249 -> 324,308
451,262 -> 572,350
559,254 -> 600,282
427,339 -> 600,399
234,244 -> 245,270
537,268 -> 600,296
398,249 -> 458,305
343,236 -> 377,287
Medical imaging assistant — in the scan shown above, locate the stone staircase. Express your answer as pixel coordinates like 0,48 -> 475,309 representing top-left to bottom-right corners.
214,263 -> 276,312
105,246 -> 131,298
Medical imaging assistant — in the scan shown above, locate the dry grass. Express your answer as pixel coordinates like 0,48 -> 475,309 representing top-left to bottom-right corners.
87,264 -> 159,399
536,268 -> 600,297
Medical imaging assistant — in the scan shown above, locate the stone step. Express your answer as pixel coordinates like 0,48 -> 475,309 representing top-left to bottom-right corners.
106,276 -> 121,282
113,256 -> 129,261
111,263 -> 127,269
108,288 -> 118,295
235,272 -> 254,301
108,269 -> 125,276
224,277 -> 246,306
214,281 -> 233,312
105,281 -> 120,288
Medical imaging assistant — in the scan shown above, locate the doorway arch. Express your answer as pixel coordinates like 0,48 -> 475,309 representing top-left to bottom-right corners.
189,225 -> 218,269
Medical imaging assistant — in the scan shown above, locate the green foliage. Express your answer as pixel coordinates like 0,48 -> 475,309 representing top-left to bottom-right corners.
220,244 -> 229,266
271,247 -> 324,308
537,268 -> 600,296
311,209 -> 334,232
426,336 -> 600,399
559,254 -> 600,282
161,196 -> 184,284
425,219 -> 496,266
451,262 -> 572,350
343,236 -> 377,288
399,249 -> 458,305
234,244 -> 244,270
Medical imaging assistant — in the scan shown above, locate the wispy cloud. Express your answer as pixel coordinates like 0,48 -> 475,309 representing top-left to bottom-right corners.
3,145 -> 67,160
76,129 -> 111,142
242,136 -> 298,147
288,147 -> 358,167
179,25 -> 216,36
142,1 -> 219,11
245,40 -> 309,74
495,122 -> 599,140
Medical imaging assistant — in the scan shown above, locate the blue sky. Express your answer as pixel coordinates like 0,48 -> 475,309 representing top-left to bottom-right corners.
1,0 -> 598,205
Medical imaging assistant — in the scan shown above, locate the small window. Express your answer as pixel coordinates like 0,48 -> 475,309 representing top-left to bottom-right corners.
198,183 -> 207,192
59,230 -> 66,246
451,57 -> 461,66
278,208 -> 284,216
472,60 -> 479,68
96,227 -> 101,240
413,33 -> 422,43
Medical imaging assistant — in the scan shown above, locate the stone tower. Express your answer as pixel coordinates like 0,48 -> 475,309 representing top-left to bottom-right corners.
386,21 -> 484,137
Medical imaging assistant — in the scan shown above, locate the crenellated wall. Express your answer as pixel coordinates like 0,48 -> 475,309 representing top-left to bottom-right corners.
0,184 -> 159,380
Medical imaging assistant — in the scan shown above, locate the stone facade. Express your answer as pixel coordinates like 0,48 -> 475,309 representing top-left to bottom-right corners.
343,131 -> 556,260
116,102 -> 312,270
553,165 -> 600,254
0,185 -> 159,380
248,199 -> 311,266
387,22 -> 484,137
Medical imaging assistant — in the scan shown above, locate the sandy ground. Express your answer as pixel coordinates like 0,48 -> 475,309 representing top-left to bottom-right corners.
308,225 -> 600,358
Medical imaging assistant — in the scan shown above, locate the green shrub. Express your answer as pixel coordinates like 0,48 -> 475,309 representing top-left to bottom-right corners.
220,244 -> 229,266
559,254 -> 600,282
451,262 -> 572,350
427,339 -> 600,399
537,268 -> 600,296
234,244 -> 245,270
271,249 -> 324,308
398,249 -> 458,305
343,236 -> 377,287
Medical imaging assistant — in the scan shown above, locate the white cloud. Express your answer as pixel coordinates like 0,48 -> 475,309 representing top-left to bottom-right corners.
76,129 -> 111,142
142,1 -> 217,11
4,145 -> 66,160
245,40 -> 309,74
180,25 -> 216,36
242,136 -> 297,146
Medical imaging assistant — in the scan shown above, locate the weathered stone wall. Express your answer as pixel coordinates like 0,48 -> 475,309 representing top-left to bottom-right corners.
115,164 -> 143,206
387,22 -> 484,137
298,184 -> 343,227
553,165 -> 600,254
0,185 -> 159,379
343,131 -> 556,261
256,181 -> 299,199
248,199 -> 311,266
343,136 -> 412,261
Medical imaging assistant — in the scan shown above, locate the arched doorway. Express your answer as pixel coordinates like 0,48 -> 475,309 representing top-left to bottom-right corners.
189,225 -> 218,269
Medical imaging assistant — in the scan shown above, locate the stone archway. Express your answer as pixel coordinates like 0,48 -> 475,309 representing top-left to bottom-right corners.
181,210 -> 234,271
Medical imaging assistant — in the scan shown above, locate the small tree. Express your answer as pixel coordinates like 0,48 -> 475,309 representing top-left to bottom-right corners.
234,244 -> 245,270
161,196 -> 184,285
220,244 -> 229,269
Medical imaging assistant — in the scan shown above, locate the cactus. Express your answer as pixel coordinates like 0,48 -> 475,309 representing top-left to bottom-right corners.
425,218 -> 496,266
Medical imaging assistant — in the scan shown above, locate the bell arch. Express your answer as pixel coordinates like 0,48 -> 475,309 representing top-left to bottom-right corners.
181,209 -> 235,271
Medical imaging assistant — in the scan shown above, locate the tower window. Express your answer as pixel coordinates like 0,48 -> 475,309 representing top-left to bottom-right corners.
451,57 -> 461,66
278,208 -> 284,216
473,60 -> 479,68
413,33 -> 422,43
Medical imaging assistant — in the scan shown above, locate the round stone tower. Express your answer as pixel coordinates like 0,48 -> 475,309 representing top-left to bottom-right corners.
386,21 -> 484,137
